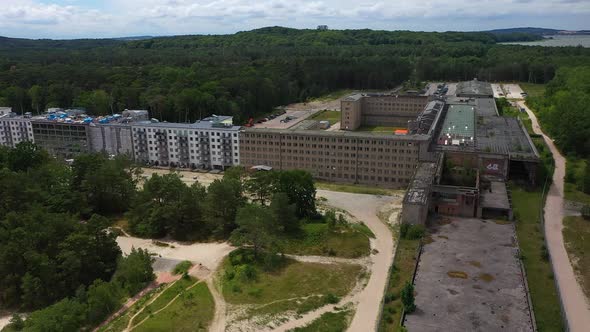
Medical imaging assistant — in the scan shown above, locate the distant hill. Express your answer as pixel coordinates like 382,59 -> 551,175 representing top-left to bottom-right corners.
487,27 -> 590,35
0,36 -> 123,49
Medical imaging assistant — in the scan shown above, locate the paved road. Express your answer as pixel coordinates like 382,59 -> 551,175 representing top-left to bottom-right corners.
519,101 -> 590,331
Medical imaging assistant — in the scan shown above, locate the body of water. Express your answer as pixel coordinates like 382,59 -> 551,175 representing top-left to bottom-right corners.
501,35 -> 590,47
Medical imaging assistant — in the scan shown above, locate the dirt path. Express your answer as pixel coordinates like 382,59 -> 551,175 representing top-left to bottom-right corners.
275,191 -> 394,331
285,254 -> 368,266
520,101 -> 590,331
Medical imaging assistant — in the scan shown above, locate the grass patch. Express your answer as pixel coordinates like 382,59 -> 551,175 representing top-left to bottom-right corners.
511,185 -> 565,331
563,216 -> 590,300
316,181 -> 397,196
447,271 -> 468,279
379,236 -> 420,331
220,250 -> 361,317
520,83 -> 546,98
288,309 -> 354,332
357,125 -> 406,133
281,223 -> 371,258
173,261 -> 194,275
310,110 -> 341,125
131,277 -> 195,326
134,282 -> 214,332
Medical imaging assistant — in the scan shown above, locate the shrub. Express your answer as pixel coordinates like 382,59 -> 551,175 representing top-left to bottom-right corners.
401,282 -> 416,313
582,205 -> 590,220
404,224 -> 426,240
324,293 -> 340,304
173,260 -> 193,275
235,264 -> 258,283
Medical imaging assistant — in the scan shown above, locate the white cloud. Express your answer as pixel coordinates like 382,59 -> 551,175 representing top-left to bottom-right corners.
0,0 -> 588,38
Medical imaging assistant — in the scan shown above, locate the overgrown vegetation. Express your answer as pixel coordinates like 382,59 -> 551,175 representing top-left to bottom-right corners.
289,309 -> 354,332
528,66 -> 590,158
220,249 -> 361,318
565,158 -> 590,205
562,216 -> 590,301
511,185 -> 565,331
379,224 -> 423,331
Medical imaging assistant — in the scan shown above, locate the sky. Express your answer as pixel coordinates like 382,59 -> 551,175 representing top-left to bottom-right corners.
0,0 -> 588,39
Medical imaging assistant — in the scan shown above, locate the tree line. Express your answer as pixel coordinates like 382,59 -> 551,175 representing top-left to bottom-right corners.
0,27 -> 588,124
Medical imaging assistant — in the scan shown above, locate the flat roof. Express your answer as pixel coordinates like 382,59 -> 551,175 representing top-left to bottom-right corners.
243,127 -> 432,141
404,162 -> 438,205
440,104 -> 475,139
475,116 -> 538,159
134,121 -> 241,131
456,80 -> 494,97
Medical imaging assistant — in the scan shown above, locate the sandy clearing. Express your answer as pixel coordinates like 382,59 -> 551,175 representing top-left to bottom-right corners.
274,190 -> 395,332
140,168 -> 222,187
116,236 -> 234,272
520,100 -> 590,331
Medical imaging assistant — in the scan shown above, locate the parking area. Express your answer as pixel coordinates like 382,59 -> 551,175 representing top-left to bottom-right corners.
491,84 -> 505,98
404,217 -> 534,332
502,84 -> 525,99
445,83 -> 457,96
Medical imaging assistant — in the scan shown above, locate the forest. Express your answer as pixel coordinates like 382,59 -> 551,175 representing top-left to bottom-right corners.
0,142 -> 319,331
1,27 -> 589,124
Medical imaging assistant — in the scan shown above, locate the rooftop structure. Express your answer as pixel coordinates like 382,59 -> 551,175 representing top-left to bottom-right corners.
438,104 -> 475,146
456,80 -> 494,98
0,107 -> 12,117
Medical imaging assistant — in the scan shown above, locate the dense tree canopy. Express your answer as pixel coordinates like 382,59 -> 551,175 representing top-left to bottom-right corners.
1,27 -> 588,124
530,66 -> 590,157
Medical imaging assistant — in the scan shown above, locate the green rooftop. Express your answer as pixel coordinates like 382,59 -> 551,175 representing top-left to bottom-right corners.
440,104 -> 475,139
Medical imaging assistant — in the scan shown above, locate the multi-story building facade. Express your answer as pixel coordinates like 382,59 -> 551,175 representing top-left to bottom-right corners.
239,128 -> 433,188
88,110 -> 150,157
341,94 -> 429,130
0,111 -> 34,148
31,120 -> 91,158
131,118 -> 241,169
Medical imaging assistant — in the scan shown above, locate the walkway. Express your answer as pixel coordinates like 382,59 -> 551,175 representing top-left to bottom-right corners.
519,101 -> 590,331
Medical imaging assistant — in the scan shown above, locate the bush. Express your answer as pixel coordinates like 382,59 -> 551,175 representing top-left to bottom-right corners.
235,264 -> 258,283
582,205 -> 590,220
324,293 -> 340,304
400,282 -> 416,313
405,225 -> 426,240
173,260 -> 194,275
